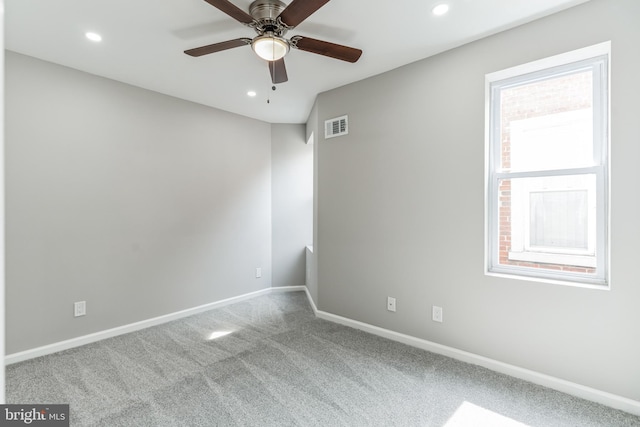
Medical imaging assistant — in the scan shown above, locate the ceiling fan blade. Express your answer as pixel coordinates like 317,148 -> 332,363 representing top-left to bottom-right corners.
184,38 -> 251,57
278,0 -> 330,28
269,58 -> 288,84
202,0 -> 255,25
292,36 -> 362,63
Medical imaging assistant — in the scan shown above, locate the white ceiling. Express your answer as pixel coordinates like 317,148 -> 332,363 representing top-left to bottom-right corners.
6,0 -> 590,124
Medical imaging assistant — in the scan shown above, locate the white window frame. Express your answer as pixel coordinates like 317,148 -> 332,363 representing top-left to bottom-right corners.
484,42 -> 610,288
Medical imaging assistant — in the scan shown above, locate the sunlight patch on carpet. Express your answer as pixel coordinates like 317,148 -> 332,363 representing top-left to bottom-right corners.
207,330 -> 234,340
444,401 -> 530,427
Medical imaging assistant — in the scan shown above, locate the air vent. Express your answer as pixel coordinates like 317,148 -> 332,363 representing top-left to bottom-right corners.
325,115 -> 348,139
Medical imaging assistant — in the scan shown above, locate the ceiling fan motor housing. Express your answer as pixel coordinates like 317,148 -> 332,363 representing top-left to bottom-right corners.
250,0 -> 288,34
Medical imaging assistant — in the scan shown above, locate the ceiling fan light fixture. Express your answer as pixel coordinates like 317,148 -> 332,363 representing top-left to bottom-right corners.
252,34 -> 289,61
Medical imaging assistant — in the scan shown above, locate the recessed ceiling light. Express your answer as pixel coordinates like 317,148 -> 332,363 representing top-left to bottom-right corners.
432,4 -> 450,16
247,91 -> 257,97
85,32 -> 102,42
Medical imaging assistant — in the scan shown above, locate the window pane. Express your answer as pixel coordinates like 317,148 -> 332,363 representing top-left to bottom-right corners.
500,70 -> 594,172
530,190 -> 588,249
497,174 -> 596,272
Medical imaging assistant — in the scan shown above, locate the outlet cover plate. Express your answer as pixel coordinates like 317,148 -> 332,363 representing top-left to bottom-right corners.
387,297 -> 396,312
74,301 -> 86,317
432,305 -> 443,323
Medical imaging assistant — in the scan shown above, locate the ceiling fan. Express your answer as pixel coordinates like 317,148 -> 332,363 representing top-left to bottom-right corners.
184,0 -> 363,84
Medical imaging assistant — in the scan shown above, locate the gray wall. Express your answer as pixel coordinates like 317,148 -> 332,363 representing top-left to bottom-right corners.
311,0 -> 640,401
271,124 -> 312,287
6,52 -> 273,354
305,102 -> 319,304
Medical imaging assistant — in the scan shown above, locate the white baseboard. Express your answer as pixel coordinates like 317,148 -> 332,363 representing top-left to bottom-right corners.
303,287 -> 318,315
270,285 -> 306,293
314,308 -> 640,417
5,287 -> 274,365
6,285 -> 639,416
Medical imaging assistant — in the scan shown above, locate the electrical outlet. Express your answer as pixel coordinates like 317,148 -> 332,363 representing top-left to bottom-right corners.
387,297 -> 396,312
74,301 -> 86,317
432,305 -> 443,323
256,267 -> 262,278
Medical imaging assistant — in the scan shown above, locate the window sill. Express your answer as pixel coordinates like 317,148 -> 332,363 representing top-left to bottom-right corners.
508,251 -> 596,268
486,269 -> 609,290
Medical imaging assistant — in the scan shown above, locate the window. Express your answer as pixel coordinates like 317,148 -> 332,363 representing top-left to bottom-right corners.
485,42 -> 609,287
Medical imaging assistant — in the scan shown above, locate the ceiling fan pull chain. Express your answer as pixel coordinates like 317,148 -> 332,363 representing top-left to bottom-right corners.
267,77 -> 277,104
269,61 -> 274,103
267,78 -> 271,104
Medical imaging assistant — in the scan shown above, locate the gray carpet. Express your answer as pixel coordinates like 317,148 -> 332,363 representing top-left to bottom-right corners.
6,291 -> 640,426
